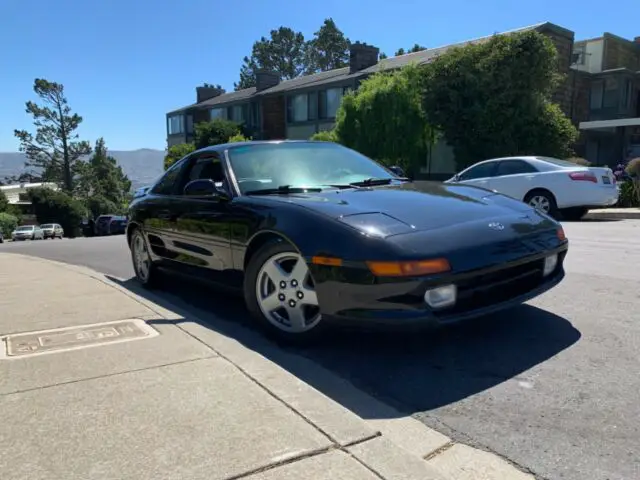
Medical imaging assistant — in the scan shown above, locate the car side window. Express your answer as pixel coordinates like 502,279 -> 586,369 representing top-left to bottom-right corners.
150,158 -> 188,196
495,160 -> 538,176
459,162 -> 497,181
178,153 -> 228,194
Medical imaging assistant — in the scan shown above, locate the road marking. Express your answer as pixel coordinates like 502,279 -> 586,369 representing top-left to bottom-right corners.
0,319 -> 158,359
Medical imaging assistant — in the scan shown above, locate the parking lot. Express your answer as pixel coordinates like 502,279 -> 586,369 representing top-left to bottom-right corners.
2,219 -> 639,480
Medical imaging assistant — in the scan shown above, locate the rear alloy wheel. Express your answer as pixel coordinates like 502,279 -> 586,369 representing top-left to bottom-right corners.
524,190 -> 558,218
130,229 -> 160,288
245,242 -> 325,343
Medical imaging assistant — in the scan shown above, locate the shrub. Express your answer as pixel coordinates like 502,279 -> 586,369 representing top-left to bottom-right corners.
624,157 -> 640,177
164,143 -> 196,170
0,188 -> 9,212
194,119 -> 243,149
617,181 -> 638,208
566,157 -> 591,166
309,130 -> 337,142
27,187 -> 86,238
0,212 -> 18,237
228,133 -> 251,143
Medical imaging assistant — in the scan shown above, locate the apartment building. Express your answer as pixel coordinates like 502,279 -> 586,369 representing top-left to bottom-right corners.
570,34 -> 640,165
166,22 -> 576,176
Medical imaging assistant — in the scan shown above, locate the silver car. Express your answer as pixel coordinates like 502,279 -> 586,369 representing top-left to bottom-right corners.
40,223 -> 64,239
11,225 -> 44,241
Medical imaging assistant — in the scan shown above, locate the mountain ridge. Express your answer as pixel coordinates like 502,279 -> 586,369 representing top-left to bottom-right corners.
0,149 -> 165,191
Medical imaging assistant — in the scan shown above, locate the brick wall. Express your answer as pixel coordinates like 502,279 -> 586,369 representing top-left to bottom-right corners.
261,95 -> 286,140
603,34 -> 640,71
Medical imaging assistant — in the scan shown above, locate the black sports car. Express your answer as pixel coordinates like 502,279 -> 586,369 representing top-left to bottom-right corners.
126,140 -> 568,341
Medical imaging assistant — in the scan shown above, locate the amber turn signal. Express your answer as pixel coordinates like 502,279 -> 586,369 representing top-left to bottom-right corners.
367,258 -> 451,277
311,256 -> 343,267
557,226 -> 566,242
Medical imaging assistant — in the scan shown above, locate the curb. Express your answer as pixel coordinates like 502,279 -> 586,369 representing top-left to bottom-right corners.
1,252 -> 538,480
585,209 -> 640,220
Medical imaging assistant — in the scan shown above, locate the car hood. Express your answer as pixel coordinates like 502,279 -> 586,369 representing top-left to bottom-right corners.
253,181 -> 544,233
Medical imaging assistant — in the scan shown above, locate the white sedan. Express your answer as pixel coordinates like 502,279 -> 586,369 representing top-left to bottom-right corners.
445,156 -> 619,220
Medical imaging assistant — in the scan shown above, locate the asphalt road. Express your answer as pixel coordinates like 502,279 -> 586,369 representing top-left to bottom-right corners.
3,221 -> 639,480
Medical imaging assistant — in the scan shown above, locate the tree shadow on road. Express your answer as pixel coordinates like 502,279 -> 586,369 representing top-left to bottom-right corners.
107,273 -> 581,420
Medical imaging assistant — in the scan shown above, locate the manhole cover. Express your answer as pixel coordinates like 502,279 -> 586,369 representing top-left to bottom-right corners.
1,319 -> 158,359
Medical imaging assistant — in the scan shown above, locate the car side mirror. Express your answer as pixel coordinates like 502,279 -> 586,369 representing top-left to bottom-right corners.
183,179 -> 227,199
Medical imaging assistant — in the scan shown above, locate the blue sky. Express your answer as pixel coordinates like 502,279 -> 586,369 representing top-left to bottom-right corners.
1,0 -> 637,152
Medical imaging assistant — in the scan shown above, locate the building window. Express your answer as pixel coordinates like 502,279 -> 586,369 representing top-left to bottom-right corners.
210,108 -> 226,120
230,104 -> 247,123
319,87 -> 343,119
603,78 -> 619,109
288,94 -> 309,122
167,115 -> 184,135
186,115 -> 194,134
590,81 -> 603,110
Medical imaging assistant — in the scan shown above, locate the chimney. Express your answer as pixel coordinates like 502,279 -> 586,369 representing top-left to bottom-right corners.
255,70 -> 280,91
196,85 -> 225,103
349,42 -> 380,74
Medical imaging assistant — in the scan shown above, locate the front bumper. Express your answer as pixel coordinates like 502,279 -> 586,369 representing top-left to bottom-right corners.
312,245 -> 568,329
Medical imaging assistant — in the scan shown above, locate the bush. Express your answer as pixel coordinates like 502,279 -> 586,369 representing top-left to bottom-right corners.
228,133 -> 251,143
617,181 -> 638,208
625,157 -> 640,177
194,119 -> 243,149
0,212 -> 18,237
164,143 -> 196,170
27,187 -> 86,238
566,157 -> 591,166
0,189 -> 9,212
309,130 -> 337,142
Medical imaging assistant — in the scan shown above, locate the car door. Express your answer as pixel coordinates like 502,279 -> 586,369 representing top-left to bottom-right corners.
456,161 -> 498,189
141,157 -> 191,262
168,151 -> 236,285
489,159 -> 539,200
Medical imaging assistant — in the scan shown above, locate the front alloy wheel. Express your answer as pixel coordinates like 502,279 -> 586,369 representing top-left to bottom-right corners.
131,230 -> 158,288
245,242 -> 325,342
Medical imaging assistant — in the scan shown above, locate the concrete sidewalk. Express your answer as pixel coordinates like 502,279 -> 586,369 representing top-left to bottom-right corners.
585,207 -> 640,220
0,253 -> 534,480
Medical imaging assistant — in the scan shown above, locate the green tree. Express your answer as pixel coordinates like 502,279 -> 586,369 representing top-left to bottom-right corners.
164,142 -> 196,170
228,133 -> 251,143
0,188 -> 8,212
304,18 -> 350,74
76,138 -> 132,214
0,212 -> 19,237
309,130 -> 337,142
14,79 -> 91,193
194,119 -> 242,149
379,52 -> 388,60
422,31 -> 578,168
334,64 -> 435,175
28,187 -> 85,238
235,27 -> 307,90
394,44 -> 426,56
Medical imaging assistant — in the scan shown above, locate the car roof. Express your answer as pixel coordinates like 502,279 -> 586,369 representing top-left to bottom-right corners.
193,140 -> 328,155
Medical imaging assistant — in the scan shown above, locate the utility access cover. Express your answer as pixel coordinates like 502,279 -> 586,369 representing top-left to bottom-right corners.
1,319 -> 158,359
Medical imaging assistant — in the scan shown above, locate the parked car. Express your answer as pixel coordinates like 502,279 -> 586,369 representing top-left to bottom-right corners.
12,225 -> 44,241
108,216 -> 128,235
127,140 -> 568,342
133,186 -> 151,199
40,223 -> 64,239
95,215 -> 116,236
445,156 -> 619,220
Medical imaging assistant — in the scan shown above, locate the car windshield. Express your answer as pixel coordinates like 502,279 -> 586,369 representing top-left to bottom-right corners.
535,157 -> 581,168
16,226 -> 33,231
41,224 -> 53,229
227,142 -> 397,194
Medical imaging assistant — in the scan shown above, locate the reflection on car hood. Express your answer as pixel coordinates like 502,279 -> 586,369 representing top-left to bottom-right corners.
256,181 -> 544,232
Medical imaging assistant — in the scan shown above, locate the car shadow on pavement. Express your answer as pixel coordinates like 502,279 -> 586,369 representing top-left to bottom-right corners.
107,273 -> 581,420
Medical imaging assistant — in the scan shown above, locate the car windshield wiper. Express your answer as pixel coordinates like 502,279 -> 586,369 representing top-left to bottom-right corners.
349,177 -> 410,187
244,185 -> 324,195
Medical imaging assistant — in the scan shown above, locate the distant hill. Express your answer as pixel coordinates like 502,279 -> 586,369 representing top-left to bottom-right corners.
0,149 -> 165,191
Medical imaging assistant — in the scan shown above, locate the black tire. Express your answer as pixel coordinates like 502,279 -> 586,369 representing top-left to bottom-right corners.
524,189 -> 558,218
130,228 -> 161,289
244,240 -> 327,344
561,207 -> 588,221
